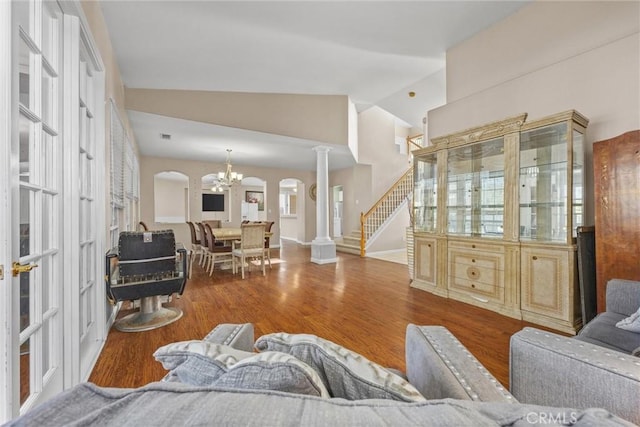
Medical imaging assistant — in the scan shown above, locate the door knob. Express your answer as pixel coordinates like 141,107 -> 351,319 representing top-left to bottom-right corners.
12,262 -> 38,277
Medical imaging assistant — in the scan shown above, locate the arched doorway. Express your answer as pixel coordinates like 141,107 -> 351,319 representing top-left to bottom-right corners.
279,178 -> 304,243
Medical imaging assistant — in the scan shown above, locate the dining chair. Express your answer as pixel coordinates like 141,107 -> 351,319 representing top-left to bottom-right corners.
204,223 -> 233,276
232,223 -> 266,279
186,221 -> 202,276
196,222 -> 211,268
263,221 -> 274,268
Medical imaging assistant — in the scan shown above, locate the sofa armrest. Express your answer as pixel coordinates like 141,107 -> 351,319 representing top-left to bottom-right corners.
202,323 -> 255,351
606,279 -> 640,316
405,325 -> 514,403
510,327 -> 640,425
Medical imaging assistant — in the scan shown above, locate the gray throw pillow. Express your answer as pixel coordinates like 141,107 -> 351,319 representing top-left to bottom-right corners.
255,333 -> 426,402
154,340 -> 329,397
616,307 -> 640,333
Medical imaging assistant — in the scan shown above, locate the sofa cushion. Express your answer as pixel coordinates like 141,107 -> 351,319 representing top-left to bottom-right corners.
7,382 -> 632,427
153,340 -> 329,397
576,312 -> 640,354
255,332 -> 425,402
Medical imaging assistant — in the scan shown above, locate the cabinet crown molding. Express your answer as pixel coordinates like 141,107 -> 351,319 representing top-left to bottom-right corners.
431,113 -> 527,149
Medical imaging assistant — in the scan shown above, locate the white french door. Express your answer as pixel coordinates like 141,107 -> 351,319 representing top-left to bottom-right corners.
64,12 -> 105,382
6,0 -> 66,416
1,1 -> 105,422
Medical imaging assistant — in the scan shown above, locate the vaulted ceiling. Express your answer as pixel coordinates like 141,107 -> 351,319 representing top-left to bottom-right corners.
100,1 -> 530,169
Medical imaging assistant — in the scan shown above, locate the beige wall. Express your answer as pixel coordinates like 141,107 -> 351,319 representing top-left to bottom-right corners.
367,206 -> 410,253
446,1 -> 640,106
126,89 -> 350,146
358,106 -> 411,198
328,106 -> 411,243
141,156 -> 317,247
280,217 -> 298,240
429,1 -> 640,226
154,176 -> 188,223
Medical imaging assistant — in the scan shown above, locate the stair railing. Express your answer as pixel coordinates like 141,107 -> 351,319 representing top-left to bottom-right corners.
406,134 -> 424,153
359,166 -> 414,256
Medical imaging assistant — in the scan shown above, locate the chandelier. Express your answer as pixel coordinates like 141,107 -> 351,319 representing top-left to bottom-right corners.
211,149 -> 243,192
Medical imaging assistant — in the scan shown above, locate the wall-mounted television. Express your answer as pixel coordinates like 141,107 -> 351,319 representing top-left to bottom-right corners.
202,193 -> 225,212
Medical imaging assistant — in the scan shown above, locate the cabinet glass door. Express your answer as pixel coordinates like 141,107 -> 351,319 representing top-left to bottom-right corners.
414,153 -> 437,232
519,123 -> 569,242
572,128 -> 585,234
447,137 -> 504,237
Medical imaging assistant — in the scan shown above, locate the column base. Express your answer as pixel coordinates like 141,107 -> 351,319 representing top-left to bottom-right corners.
310,239 -> 337,265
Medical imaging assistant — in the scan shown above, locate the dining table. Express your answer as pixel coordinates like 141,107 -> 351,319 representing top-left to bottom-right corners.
211,227 -> 272,244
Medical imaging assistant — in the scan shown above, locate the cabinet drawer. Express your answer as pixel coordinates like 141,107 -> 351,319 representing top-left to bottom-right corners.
448,249 -> 504,285
448,275 -> 504,303
448,240 -> 505,254
449,261 -> 501,287
449,252 -> 503,272
447,248 -> 505,304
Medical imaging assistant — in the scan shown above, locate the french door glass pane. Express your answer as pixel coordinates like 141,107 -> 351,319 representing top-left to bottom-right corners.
18,37 -> 31,109
42,318 -> 51,376
41,255 -> 50,312
19,188 -> 32,257
41,68 -> 55,127
19,114 -> 32,183
14,0 -> 31,35
20,338 -> 31,405
41,2 -> 60,69
42,192 -> 51,250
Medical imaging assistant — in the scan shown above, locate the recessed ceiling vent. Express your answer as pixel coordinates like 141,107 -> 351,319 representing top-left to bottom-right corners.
160,133 -> 171,140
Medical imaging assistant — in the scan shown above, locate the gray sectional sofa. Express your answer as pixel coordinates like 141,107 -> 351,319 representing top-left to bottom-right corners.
575,278 -> 640,354
7,322 -> 638,426
510,278 -> 640,425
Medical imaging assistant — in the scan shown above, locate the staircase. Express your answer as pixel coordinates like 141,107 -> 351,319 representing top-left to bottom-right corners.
335,230 -> 365,255
336,134 -> 424,256
335,166 -> 414,256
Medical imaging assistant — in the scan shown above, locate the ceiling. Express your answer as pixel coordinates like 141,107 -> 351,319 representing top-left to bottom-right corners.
100,1 -> 529,170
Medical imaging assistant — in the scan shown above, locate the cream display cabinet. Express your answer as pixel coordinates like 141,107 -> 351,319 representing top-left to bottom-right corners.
412,111 -> 588,334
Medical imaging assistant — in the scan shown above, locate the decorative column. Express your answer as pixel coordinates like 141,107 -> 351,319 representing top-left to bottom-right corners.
311,146 -> 337,264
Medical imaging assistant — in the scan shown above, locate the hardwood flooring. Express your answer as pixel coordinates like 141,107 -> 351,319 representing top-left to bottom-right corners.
89,240 -> 543,390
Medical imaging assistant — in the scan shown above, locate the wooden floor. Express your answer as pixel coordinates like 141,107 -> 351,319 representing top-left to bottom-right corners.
89,240 -> 543,390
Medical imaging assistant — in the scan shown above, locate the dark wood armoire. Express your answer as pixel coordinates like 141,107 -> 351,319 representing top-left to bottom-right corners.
593,130 -> 640,312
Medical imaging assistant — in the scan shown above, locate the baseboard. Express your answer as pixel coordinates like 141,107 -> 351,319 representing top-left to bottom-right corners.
280,236 -> 312,246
